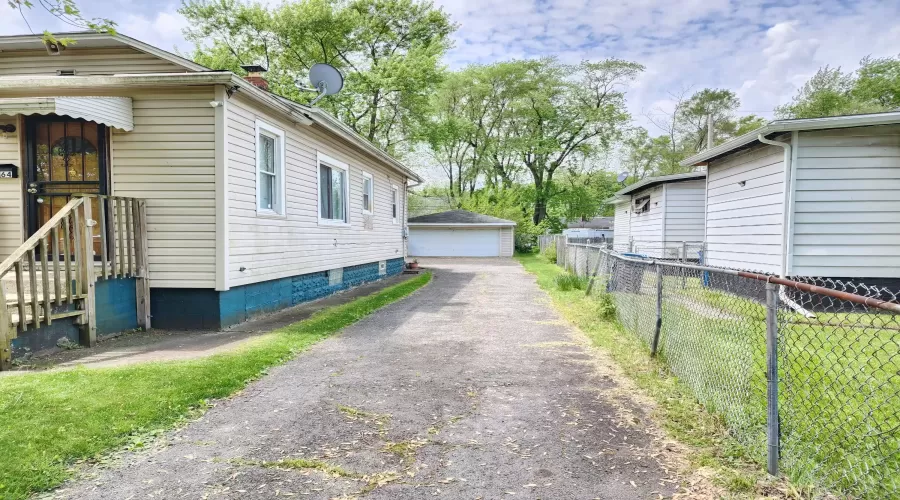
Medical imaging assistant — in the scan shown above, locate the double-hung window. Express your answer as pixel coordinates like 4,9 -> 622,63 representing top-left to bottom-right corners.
362,171 -> 374,214
256,120 -> 285,215
318,152 -> 349,225
391,185 -> 399,224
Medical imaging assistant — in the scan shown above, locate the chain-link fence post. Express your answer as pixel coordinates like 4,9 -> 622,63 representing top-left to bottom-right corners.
765,282 -> 780,476
585,246 -> 603,296
651,262 -> 663,356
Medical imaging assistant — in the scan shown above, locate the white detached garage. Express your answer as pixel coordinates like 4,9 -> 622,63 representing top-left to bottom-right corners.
408,210 -> 516,257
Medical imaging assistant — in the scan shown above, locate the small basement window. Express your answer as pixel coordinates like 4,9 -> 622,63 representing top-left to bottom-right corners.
633,195 -> 650,214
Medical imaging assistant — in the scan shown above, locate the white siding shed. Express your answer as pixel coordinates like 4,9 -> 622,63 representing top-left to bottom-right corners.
680,112 -> 900,281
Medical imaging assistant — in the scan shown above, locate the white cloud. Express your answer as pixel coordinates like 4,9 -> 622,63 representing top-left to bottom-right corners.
117,7 -> 190,53
436,0 -> 900,129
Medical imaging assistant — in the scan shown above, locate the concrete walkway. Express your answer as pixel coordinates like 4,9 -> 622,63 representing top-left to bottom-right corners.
13,274 -> 412,371
53,258 -> 686,499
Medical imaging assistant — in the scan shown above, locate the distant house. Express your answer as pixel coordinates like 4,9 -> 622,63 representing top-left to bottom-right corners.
608,172 -> 707,258
563,216 -> 614,240
681,111 -> 900,284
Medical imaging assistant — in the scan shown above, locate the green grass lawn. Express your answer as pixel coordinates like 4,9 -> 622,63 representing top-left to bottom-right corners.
536,253 -> 900,497
0,272 -> 431,500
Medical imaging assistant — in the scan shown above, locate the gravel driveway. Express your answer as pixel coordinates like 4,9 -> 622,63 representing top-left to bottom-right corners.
54,258 -> 683,499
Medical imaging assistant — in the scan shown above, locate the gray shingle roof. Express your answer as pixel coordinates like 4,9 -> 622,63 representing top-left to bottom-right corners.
408,210 -> 516,225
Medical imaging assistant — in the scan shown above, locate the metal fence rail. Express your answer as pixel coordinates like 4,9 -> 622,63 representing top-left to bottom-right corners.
560,243 -> 900,498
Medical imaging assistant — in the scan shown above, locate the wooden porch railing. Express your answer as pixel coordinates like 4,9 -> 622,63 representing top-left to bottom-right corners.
0,195 -> 149,370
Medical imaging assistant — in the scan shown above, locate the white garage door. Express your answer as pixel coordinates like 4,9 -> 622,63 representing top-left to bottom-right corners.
409,228 -> 501,257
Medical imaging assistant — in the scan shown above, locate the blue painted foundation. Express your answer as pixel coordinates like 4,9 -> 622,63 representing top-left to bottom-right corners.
151,258 -> 405,330
12,277 -> 139,358
96,277 -> 138,337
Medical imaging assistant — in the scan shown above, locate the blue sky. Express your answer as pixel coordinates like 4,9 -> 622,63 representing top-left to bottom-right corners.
3,0 -> 899,134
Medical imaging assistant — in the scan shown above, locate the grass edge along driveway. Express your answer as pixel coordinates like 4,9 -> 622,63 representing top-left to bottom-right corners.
0,272 -> 432,500
513,254 -> 801,497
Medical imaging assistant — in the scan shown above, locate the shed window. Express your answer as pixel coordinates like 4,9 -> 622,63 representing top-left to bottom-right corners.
362,171 -> 374,214
391,185 -> 399,224
633,195 -> 650,214
318,152 -> 349,224
256,120 -> 285,215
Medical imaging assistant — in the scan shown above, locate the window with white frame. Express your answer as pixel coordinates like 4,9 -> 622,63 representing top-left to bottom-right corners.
256,120 -> 285,215
318,152 -> 349,224
362,171 -> 374,214
391,185 -> 399,224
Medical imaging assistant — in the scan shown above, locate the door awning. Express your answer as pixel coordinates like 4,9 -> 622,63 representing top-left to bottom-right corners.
0,96 -> 133,131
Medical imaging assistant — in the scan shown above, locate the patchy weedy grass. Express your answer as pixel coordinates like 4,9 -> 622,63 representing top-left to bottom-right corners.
514,254 -> 801,497
0,272 -> 431,500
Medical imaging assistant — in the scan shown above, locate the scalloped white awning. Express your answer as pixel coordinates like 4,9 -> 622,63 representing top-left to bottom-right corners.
0,96 -> 133,131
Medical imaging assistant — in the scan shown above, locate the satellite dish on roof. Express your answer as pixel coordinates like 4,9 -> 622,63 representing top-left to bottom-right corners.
296,63 -> 344,106
617,172 -> 629,184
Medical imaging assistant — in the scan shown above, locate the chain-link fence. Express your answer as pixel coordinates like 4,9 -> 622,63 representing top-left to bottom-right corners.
559,244 -> 900,498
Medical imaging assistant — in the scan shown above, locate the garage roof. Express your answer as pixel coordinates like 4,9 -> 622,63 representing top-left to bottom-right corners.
408,210 -> 516,226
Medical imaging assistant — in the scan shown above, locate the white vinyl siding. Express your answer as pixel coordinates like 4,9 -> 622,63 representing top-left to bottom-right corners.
791,125 -> 900,277
0,116 -> 22,259
0,47 -> 186,76
111,88 -> 217,288
500,226 -> 514,256
629,185 -> 664,255
613,201 -> 630,250
705,142 -> 786,273
226,95 -> 407,287
663,180 -> 706,255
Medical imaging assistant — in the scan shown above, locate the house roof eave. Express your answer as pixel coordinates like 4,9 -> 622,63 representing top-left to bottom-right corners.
681,110 -> 900,167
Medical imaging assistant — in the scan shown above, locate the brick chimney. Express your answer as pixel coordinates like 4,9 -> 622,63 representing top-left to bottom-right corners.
240,64 -> 269,91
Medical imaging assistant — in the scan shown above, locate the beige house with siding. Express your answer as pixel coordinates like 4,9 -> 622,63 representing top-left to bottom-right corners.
0,32 -> 419,332
681,112 -> 900,285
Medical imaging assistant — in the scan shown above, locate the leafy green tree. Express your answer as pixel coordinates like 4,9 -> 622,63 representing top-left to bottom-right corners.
181,0 -> 456,153
775,57 -> 900,119
504,58 -> 643,224
420,62 -> 531,196
8,0 -> 116,46
620,127 -> 686,180
549,169 -> 620,220
853,55 -> 900,109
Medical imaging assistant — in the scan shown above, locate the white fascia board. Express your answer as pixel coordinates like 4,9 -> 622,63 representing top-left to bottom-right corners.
0,72 -> 234,89
681,111 -> 900,167
409,223 -> 516,227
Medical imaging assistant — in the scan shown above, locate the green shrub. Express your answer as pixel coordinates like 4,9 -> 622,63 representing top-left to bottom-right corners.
542,244 -> 557,263
594,291 -> 617,320
555,273 -> 587,291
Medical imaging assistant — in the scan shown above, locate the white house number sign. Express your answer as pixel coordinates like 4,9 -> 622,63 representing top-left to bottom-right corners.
0,165 -> 17,179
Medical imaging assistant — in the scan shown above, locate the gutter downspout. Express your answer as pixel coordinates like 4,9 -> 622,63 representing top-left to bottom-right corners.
757,134 -> 814,318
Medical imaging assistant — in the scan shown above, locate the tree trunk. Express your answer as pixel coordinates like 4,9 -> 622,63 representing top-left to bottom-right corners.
533,195 -> 548,225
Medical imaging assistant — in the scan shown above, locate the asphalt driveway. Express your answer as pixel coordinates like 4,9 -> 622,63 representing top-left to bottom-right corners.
55,258 -> 683,499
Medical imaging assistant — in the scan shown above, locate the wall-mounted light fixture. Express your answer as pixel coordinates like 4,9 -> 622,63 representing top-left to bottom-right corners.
0,123 -> 15,139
